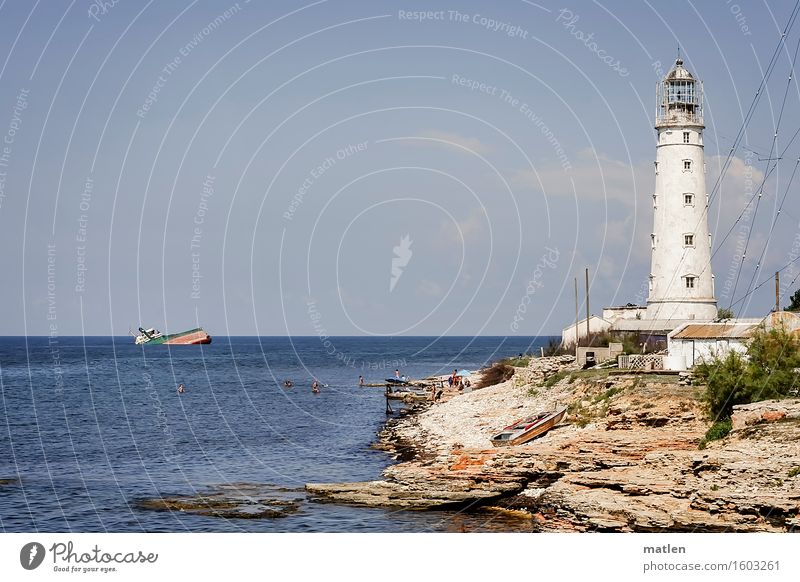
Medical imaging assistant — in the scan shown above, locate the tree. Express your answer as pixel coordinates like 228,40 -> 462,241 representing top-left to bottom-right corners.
694,325 -> 800,419
716,307 -> 734,321
746,325 -> 800,399
785,288 -> 800,312
694,351 -> 750,419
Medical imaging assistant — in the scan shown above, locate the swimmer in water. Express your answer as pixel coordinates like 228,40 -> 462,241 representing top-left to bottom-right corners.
177,383 -> 185,394
311,379 -> 320,393
359,375 -> 365,387
284,380 -> 293,388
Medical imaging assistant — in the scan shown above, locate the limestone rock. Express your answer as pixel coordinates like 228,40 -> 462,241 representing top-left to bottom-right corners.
731,399 -> 800,431
305,372 -> 800,531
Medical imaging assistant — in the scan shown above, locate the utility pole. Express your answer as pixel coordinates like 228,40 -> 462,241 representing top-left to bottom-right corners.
776,271 -> 780,312
574,277 -> 579,354
585,267 -> 590,346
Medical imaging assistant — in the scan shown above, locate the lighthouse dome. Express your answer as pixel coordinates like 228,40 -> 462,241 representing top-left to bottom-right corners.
666,58 -> 695,81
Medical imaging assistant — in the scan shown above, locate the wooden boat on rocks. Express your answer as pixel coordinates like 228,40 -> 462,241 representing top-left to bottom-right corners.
490,407 -> 567,447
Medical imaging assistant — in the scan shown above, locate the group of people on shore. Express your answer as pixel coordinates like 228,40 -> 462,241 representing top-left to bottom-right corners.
448,369 -> 470,390
177,367 -> 471,398
177,366 -> 471,397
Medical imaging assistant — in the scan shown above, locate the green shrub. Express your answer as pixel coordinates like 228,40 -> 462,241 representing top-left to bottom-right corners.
502,355 -> 531,367
592,385 -> 623,404
698,418 -> 732,449
716,307 -> 734,321
694,352 -> 750,419
544,371 -> 568,388
788,466 -> 800,478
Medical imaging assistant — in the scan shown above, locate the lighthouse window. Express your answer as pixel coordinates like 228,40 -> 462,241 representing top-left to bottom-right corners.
684,193 -> 694,205
651,233 -> 656,249
683,160 -> 692,171
684,234 -> 695,246
654,161 -> 659,174
683,132 -> 690,143
685,276 -> 696,289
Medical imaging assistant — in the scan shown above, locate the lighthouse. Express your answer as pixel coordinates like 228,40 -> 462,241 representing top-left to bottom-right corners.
646,58 -> 717,321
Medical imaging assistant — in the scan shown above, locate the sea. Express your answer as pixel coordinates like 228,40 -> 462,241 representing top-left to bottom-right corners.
0,335 -> 555,533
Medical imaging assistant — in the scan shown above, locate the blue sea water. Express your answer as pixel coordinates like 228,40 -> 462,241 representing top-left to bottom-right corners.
0,336 -> 553,532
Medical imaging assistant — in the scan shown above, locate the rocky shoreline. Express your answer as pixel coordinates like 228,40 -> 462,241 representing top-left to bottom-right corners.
306,357 -> 800,532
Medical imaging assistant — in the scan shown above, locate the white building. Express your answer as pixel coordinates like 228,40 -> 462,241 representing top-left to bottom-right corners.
667,321 -> 759,368
666,312 -> 800,369
646,58 -> 717,321
561,315 -> 611,346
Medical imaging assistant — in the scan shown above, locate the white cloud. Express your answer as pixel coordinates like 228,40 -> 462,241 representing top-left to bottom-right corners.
512,148 -> 650,205
436,207 -> 487,247
414,130 -> 491,155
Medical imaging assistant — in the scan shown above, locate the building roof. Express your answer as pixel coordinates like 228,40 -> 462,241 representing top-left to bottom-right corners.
611,319 -> 703,333
671,322 -> 758,340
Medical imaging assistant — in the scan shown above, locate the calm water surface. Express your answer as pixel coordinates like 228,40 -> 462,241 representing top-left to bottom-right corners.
0,336 -> 553,532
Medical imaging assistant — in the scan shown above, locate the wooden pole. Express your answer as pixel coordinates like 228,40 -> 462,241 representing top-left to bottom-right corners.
776,271 -> 781,312
574,277 -> 579,353
585,267 -> 590,346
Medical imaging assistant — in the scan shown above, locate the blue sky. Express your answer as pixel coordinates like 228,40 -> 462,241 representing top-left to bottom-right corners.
0,0 -> 798,336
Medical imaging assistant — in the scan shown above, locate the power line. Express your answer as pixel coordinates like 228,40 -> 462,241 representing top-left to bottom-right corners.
739,34 -> 800,310
706,0 -> 800,211
729,30 -> 800,313
729,252 -> 800,310
709,123 -> 800,260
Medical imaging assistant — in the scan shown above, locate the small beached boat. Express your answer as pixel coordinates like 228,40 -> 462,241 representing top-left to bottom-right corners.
490,407 -> 567,447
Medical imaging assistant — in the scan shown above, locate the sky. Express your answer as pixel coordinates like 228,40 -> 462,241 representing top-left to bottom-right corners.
0,0 -> 799,336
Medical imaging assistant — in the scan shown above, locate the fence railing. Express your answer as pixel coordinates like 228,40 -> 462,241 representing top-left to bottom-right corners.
618,354 -> 664,370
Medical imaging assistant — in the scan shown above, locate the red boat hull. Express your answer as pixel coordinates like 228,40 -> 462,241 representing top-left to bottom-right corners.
163,329 -> 212,345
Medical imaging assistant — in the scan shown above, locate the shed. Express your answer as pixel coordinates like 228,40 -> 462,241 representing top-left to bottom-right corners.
667,322 -> 758,368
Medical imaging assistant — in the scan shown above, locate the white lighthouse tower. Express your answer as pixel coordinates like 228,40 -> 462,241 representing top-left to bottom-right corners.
646,58 -> 717,321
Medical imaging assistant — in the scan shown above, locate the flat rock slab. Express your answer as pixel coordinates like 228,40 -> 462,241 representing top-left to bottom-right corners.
732,399 -> 800,430
136,483 -> 303,519
306,476 -> 526,510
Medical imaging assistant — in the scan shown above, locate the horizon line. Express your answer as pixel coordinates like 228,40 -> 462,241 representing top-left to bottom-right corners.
0,334 -> 561,339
